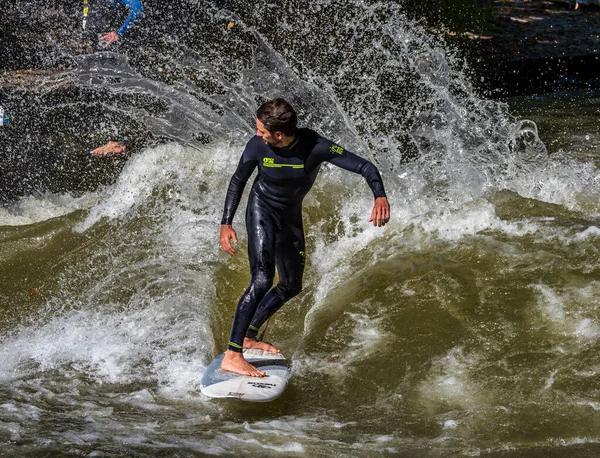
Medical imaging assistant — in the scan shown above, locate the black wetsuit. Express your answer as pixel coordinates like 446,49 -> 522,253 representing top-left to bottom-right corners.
221,128 -> 386,353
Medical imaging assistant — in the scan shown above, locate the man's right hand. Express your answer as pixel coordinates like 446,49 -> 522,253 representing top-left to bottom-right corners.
220,224 -> 238,255
99,31 -> 119,45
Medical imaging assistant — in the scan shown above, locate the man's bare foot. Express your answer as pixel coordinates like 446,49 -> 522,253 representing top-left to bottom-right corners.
243,337 -> 280,353
221,350 -> 266,377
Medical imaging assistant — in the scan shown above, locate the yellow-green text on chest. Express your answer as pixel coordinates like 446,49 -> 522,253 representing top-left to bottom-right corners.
263,158 -> 304,169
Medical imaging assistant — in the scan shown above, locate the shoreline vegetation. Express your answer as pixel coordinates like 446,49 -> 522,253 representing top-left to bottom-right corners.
404,0 -> 600,95
472,0 -> 600,95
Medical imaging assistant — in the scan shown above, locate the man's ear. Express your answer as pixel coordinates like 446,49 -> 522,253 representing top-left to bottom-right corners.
274,131 -> 284,140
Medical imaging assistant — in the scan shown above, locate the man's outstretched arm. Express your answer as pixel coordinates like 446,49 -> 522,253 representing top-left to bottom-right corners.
100,0 -> 143,44
323,142 -> 390,226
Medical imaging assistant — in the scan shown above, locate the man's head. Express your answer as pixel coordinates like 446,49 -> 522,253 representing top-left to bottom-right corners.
256,98 -> 297,147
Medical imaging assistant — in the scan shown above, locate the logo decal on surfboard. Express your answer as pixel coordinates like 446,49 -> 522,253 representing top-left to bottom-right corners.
246,381 -> 277,389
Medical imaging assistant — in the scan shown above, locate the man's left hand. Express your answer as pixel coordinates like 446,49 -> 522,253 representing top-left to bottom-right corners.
99,31 -> 119,45
369,197 -> 390,227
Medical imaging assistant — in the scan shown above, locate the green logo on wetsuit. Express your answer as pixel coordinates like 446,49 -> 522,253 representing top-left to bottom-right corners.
330,144 -> 344,155
263,157 -> 304,169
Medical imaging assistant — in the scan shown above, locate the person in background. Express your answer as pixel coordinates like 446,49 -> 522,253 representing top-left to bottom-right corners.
0,105 -> 10,127
83,0 -> 143,48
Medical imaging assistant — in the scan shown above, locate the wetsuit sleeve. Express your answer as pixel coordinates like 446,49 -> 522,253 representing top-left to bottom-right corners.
221,142 -> 258,225
316,138 -> 387,199
116,0 -> 143,37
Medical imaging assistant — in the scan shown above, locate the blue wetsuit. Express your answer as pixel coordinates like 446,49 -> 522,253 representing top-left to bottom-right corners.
222,128 -> 387,353
112,0 -> 143,38
84,0 -> 143,42
0,105 -> 9,127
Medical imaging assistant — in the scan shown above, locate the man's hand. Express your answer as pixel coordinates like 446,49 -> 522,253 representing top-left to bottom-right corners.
369,197 -> 390,227
88,141 -> 126,157
99,31 -> 119,45
220,224 -> 238,255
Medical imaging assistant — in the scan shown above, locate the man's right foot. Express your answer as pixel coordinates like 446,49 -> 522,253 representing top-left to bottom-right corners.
221,350 -> 266,377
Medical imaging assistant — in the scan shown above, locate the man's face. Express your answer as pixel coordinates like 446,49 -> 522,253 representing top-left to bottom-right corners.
256,119 -> 283,147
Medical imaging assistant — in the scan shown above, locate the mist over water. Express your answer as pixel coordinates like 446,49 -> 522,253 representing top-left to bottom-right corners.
2,0 -> 600,456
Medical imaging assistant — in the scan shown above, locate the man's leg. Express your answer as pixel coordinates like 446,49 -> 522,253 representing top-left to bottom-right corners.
245,207 -> 305,344
221,194 -> 277,376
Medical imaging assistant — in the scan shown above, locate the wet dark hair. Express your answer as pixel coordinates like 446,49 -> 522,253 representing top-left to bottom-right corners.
256,98 -> 297,136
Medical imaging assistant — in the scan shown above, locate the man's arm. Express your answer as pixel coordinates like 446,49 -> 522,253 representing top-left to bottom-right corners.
221,156 -> 256,226
220,142 -> 258,255
319,138 -> 390,226
116,0 -> 144,38
100,0 -> 143,44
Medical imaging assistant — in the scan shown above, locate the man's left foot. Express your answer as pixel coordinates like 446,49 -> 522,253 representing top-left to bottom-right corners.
243,337 -> 280,353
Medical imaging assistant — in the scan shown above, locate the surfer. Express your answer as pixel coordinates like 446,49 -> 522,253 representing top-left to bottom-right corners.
219,98 -> 390,377
83,0 -> 144,48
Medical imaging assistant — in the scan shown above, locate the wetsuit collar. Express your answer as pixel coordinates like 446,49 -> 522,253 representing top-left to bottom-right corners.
280,131 -> 300,152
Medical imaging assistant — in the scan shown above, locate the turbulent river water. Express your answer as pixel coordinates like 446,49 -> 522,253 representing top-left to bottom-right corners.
2,0 -> 600,456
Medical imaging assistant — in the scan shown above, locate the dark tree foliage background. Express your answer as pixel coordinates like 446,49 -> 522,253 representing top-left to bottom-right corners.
401,0 -> 494,34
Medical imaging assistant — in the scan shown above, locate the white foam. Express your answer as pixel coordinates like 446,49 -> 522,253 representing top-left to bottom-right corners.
221,434 -> 305,454
443,420 -> 458,430
345,311 -> 386,361
0,402 -> 42,423
76,143 -> 188,231
74,140 -> 242,234
531,283 -> 600,343
291,354 -> 347,379
417,347 -> 490,411
0,292 -> 212,392
0,193 -> 99,226
249,418 -> 351,447
508,157 -> 600,213
0,421 -> 22,442
574,226 -> 600,240
419,199 -> 498,242
295,309 -> 386,376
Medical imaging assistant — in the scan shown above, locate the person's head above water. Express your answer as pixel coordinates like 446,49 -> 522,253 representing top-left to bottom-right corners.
256,98 -> 297,135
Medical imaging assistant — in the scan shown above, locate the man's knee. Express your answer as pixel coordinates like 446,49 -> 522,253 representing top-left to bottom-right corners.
252,271 -> 274,298
275,282 -> 302,301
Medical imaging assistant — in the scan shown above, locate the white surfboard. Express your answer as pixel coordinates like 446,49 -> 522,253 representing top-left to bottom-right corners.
200,348 -> 290,402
